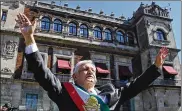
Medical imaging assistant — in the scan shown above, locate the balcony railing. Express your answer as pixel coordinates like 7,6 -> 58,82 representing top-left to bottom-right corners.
54,73 -> 71,82
21,73 -> 117,86
152,78 -> 181,87
55,75 -> 113,85
21,72 -> 35,80
96,78 -> 113,86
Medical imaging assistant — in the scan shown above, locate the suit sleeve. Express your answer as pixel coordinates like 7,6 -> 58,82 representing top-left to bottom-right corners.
25,51 -> 62,102
114,64 -> 161,110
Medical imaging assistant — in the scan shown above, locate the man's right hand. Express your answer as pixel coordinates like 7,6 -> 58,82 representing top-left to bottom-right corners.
15,13 -> 36,46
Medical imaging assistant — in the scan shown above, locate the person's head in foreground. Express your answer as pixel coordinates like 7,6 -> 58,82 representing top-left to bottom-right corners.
72,60 -> 97,90
0,103 -> 11,111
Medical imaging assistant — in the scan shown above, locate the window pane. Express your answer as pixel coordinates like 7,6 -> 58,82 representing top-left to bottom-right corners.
1,11 -> 7,21
41,22 -> 45,29
126,36 -> 129,43
41,17 -> 50,30
156,30 -> 164,40
32,95 -> 38,109
69,23 -> 77,35
116,32 -> 124,43
53,19 -> 62,32
80,25 -> 88,37
98,32 -> 101,38
54,24 -> 57,31
43,18 -> 50,22
94,27 -> 102,39
54,19 -> 61,24
46,23 -> 50,30
105,29 -> 111,40
26,94 -> 38,110
94,31 -> 97,37
58,25 -> 62,31
73,27 -> 76,34
26,95 -> 32,109
69,27 -> 73,33
80,29 -> 83,35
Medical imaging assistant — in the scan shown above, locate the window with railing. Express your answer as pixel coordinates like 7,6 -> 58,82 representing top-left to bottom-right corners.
56,58 -> 71,74
26,93 -> 38,110
94,27 -> 102,40
80,24 -> 88,37
53,19 -> 62,32
41,17 -> 50,31
69,23 -> 77,35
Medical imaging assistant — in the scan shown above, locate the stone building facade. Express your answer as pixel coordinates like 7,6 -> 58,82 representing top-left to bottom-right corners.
0,1 -> 181,111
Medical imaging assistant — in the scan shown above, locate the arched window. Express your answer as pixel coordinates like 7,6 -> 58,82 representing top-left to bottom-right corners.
94,27 -> 102,40
53,19 -> 62,32
41,17 -> 50,31
80,24 -> 88,37
104,29 -> 112,41
116,31 -> 124,44
156,29 -> 165,40
69,23 -> 77,36
126,32 -> 134,46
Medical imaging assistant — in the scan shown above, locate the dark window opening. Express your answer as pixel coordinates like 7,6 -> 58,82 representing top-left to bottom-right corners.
56,58 -> 71,74
118,65 -> 132,83
1,11 -> 7,21
156,29 -> 166,41
163,65 -> 177,80
95,62 -> 110,78
126,33 -> 134,46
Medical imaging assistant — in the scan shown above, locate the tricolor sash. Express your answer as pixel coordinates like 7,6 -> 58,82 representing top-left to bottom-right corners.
63,82 -> 110,111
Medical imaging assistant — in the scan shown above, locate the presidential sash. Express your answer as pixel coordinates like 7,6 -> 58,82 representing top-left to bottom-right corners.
63,82 -> 110,111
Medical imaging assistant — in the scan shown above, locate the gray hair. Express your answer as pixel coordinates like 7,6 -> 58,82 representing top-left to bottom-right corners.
73,60 -> 96,74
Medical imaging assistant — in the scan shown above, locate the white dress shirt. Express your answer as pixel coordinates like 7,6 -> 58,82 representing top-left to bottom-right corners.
25,43 -> 38,54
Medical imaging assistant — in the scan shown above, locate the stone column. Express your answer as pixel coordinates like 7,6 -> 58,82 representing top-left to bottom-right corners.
62,22 -> 68,36
88,27 -> 94,41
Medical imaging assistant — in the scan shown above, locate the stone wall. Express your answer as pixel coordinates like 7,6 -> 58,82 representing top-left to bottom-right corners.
1,34 -> 20,78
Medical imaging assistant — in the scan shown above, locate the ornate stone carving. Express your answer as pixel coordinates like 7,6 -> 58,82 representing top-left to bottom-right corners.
1,40 -> 17,59
1,67 -> 12,73
2,1 -> 19,9
144,2 -> 169,18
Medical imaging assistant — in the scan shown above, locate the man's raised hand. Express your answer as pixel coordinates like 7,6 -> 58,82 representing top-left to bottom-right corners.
154,47 -> 169,68
15,13 -> 36,46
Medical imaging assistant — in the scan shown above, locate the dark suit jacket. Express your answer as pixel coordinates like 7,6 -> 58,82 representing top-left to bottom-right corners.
25,51 -> 161,111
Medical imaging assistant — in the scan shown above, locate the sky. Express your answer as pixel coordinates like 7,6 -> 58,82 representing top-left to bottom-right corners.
44,1 -> 181,63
